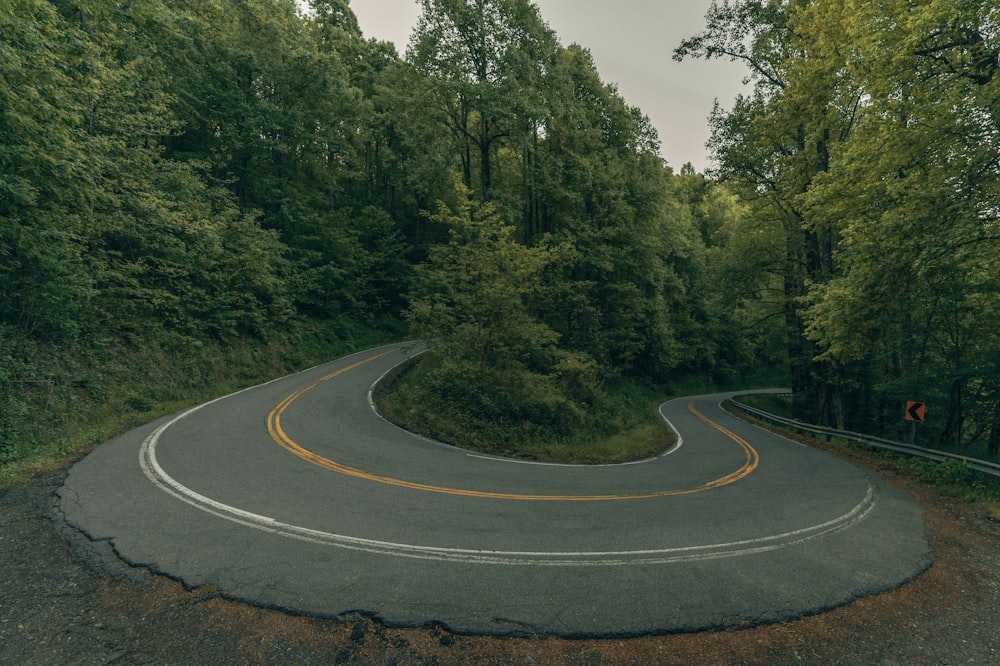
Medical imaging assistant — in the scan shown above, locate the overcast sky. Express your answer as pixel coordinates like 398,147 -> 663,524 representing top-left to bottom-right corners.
348,0 -> 748,172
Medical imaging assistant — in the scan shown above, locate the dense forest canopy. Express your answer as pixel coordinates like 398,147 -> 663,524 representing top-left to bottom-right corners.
1,0 -> 996,465
676,0 -> 999,455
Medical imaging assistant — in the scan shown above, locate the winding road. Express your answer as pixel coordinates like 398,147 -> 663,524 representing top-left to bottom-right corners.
58,343 -> 930,636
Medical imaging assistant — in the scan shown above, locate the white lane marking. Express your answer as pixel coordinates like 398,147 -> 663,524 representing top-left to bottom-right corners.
658,402 -> 684,455
139,370 -> 879,566
365,346 -> 470,453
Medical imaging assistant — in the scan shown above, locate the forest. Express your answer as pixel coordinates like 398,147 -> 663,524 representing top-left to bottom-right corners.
1,0 -> 997,475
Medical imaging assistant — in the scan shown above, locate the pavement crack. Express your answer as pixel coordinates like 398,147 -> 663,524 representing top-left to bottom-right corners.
491,617 -> 540,638
47,488 -> 155,587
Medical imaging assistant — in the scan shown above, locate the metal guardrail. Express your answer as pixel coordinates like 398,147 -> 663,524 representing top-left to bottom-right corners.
729,393 -> 1000,479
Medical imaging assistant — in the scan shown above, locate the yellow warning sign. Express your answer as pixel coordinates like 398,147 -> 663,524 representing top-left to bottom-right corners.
905,401 -> 926,423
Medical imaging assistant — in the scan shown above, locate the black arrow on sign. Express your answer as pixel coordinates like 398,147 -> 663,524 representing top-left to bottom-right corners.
906,401 -> 925,422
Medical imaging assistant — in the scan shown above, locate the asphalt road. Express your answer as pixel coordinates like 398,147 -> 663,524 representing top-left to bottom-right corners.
58,343 -> 930,636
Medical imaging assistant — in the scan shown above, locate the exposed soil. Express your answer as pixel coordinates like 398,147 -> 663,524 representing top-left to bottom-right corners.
2,446 -> 998,665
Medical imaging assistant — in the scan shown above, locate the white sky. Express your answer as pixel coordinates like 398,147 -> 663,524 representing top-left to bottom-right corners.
348,0 -> 748,172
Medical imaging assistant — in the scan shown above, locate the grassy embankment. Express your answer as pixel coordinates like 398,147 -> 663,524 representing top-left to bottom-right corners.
0,322 -> 396,489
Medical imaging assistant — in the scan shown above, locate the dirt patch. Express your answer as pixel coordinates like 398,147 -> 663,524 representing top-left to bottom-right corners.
2,457 -> 998,664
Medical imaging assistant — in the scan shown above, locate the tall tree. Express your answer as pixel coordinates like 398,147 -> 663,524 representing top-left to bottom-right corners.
407,0 -> 558,199
1,0 -> 293,341
800,0 -> 1000,450
674,169 -> 788,383
406,185 -> 603,441
675,0 -> 862,425
680,0 -> 1000,453
526,45 -> 693,378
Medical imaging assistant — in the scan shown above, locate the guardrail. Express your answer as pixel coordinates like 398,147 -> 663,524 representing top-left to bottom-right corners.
729,394 -> 1000,478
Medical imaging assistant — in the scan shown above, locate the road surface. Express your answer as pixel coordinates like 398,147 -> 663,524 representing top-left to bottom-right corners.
58,343 -> 930,636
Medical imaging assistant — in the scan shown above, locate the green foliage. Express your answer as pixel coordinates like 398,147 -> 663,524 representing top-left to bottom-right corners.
0,0 -> 96,339
867,454 -> 1000,509
679,0 -> 1000,457
380,358 -> 675,463
677,0 -> 840,422
0,319 -> 393,487
737,394 -> 795,420
1,0 -> 296,343
408,0 -> 559,198
404,188 -> 607,443
797,0 -> 1000,451
1,0 -> 782,475
673,170 -> 787,382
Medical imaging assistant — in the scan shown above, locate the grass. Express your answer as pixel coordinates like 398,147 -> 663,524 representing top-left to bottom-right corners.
376,357 -> 677,465
497,420 -> 674,465
736,394 -> 796,419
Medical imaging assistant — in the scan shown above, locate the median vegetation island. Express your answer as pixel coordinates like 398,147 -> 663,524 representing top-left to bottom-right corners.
2,2 -> 997,485
377,354 -> 675,465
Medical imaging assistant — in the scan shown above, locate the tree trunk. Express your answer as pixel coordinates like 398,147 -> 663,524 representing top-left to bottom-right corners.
988,401 -> 1000,458
940,378 -> 965,449
479,117 -> 491,197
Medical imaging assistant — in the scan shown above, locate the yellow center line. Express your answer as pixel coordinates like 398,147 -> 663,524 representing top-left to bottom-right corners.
687,401 -> 760,486
267,351 -> 759,501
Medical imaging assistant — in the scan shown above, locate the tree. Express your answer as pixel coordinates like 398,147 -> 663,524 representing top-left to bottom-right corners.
1,0 -> 297,342
405,185 -> 604,442
676,0 -> 864,426
680,0 -> 1000,453
408,7 -> 703,381
407,0 -> 558,199
522,45 -> 694,378
800,0 -> 1000,450
0,0 -> 99,339
138,0 -> 415,323
674,170 -> 788,383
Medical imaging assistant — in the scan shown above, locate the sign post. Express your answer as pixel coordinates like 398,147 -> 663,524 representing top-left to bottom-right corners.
905,401 -> 926,445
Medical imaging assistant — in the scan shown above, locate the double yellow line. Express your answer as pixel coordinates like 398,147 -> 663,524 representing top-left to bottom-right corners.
267,350 -> 759,501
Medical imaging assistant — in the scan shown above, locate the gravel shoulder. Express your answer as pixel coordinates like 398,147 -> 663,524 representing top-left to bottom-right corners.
2,446 -> 998,665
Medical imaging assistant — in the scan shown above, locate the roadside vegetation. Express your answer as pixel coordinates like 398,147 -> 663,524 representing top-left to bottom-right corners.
730,397 -> 1000,518
378,354 -> 675,464
0,323 -> 396,488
